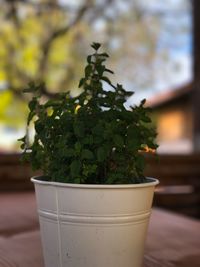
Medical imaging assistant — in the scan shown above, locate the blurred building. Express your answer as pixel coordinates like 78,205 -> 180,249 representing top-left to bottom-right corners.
147,83 -> 194,154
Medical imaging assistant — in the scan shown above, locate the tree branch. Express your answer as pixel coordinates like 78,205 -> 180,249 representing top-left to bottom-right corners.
38,1 -> 92,79
11,0 -> 77,12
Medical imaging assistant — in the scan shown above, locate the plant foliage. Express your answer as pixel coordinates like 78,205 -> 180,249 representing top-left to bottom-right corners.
19,43 -> 158,184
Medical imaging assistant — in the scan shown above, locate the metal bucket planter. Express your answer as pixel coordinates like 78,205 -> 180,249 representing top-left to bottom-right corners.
32,176 -> 159,267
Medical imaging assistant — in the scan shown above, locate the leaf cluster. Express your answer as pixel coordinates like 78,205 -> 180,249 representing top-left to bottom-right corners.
19,43 -> 158,184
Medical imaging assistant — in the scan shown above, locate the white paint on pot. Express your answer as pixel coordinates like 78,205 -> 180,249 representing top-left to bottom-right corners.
31,177 -> 159,267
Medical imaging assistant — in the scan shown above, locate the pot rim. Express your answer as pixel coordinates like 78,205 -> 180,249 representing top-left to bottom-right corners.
31,176 -> 159,189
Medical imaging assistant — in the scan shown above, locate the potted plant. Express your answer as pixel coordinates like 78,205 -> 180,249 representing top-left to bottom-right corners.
19,43 -> 159,267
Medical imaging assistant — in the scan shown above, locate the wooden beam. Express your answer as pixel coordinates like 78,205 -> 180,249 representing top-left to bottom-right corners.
192,0 -> 200,151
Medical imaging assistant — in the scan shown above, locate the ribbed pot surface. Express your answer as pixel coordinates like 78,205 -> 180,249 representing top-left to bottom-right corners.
32,177 -> 159,267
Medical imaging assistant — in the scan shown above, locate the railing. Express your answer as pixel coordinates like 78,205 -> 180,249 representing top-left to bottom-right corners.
0,153 -> 39,191
145,154 -> 200,218
1,153 -> 200,217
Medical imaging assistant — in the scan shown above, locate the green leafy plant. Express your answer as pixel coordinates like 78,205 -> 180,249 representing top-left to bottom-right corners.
19,43 -> 158,184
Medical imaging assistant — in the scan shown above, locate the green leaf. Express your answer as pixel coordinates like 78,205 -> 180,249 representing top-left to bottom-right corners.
74,122 -> 85,137
96,65 -> 105,76
113,135 -> 124,148
91,42 -> 101,50
17,136 -> 26,142
105,68 -> 114,74
44,100 -> 60,108
70,160 -> 81,177
146,140 -> 158,150
85,65 -> 93,77
78,78 -> 85,88
136,155 -> 145,171
82,164 -> 97,177
92,124 -> 104,136
101,76 -> 112,85
93,136 -> 102,144
23,82 -> 42,93
97,147 -> 107,162
106,173 -> 123,184
75,142 -> 82,153
127,126 -> 140,138
23,83 -> 36,93
141,115 -> 151,123
28,98 -> 37,111
27,111 -> 36,125
20,143 -> 25,150
35,121 -> 44,133
81,149 -> 94,160
64,148 -> 75,158
140,99 -> 146,106
74,177 -> 81,183
99,53 -> 109,58
127,139 -> 140,150
87,55 -> 92,63
83,135 -> 93,145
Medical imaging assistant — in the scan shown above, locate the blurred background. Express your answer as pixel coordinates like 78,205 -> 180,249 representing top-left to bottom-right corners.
0,2 -> 200,266
0,0 -> 200,217
0,0 -> 194,153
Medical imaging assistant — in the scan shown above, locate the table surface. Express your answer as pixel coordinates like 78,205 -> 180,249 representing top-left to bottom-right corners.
0,192 -> 200,267
145,208 -> 200,267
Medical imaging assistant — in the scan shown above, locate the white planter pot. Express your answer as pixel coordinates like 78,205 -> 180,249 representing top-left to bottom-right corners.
31,177 -> 159,267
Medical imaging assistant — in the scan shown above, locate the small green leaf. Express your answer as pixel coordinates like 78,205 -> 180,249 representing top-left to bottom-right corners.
87,55 -> 92,63
92,124 -> 104,136
113,135 -> 124,148
106,173 -> 123,184
64,148 -> 75,158
23,83 -> 36,93
35,121 -> 44,133
127,139 -> 140,150
27,111 -> 36,125
127,126 -> 140,138
96,65 -> 105,76
82,164 -> 97,176
17,136 -> 26,142
74,122 -> 85,137
74,177 -> 81,183
85,65 -> 93,77
28,98 -> 37,111
81,149 -> 94,160
140,99 -> 146,106
75,142 -> 82,153
91,42 -> 101,50
97,147 -> 107,162
20,143 -> 25,149
141,115 -> 151,123
136,155 -> 145,171
70,160 -> 81,177
78,78 -> 85,88
99,53 -> 109,58
83,135 -> 93,145
105,68 -> 114,74
101,76 -> 112,84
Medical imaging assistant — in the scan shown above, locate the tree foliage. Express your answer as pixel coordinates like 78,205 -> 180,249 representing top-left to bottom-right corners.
0,0 -> 113,126
1,0 -> 189,129
19,43 -> 158,184
0,0 -> 164,127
